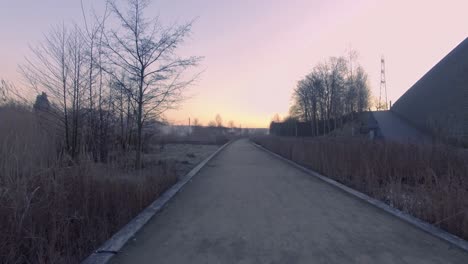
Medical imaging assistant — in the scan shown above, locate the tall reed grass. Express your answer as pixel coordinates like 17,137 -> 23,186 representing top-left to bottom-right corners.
0,104 -> 177,263
253,136 -> 468,240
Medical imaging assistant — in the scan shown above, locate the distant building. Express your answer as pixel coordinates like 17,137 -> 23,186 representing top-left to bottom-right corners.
392,37 -> 468,142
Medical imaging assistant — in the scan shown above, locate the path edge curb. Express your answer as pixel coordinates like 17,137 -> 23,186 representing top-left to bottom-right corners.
81,140 -> 234,264
251,140 -> 468,253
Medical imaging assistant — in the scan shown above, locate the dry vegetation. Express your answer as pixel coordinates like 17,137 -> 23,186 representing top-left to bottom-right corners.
253,136 -> 468,240
152,130 -> 231,146
0,104 -> 177,263
0,0 -> 204,261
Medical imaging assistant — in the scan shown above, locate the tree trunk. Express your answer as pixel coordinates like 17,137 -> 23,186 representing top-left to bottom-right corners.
136,110 -> 142,169
135,74 -> 144,169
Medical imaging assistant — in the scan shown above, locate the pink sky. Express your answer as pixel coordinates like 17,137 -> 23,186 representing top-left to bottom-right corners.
1,0 -> 467,127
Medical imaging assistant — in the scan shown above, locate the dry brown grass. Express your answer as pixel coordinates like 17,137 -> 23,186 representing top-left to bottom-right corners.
253,136 -> 468,241
151,130 -> 231,147
0,104 -> 177,263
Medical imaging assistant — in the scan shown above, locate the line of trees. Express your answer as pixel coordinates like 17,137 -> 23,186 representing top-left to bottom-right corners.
19,0 -> 200,168
204,114 -> 239,130
288,53 -> 370,135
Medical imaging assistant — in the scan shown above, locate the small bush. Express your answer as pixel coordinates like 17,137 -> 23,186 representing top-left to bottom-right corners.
253,136 -> 468,240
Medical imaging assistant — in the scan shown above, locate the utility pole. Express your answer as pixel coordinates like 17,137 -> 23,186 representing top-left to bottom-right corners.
379,56 -> 388,110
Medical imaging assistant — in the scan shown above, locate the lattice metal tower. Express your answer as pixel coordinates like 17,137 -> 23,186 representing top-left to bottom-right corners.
379,56 -> 388,110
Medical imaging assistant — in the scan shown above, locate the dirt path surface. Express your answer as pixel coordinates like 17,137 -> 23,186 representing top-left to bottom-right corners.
111,139 -> 468,264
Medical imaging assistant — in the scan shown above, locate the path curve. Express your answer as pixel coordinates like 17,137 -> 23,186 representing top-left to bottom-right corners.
111,139 -> 468,264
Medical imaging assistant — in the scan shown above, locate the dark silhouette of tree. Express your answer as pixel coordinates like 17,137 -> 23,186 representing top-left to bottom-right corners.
208,120 -> 216,127
33,92 -> 51,112
290,54 -> 370,135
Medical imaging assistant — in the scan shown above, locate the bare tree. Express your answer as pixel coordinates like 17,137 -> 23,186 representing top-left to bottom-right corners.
67,24 -> 87,158
355,66 -> 370,112
104,0 -> 201,168
192,118 -> 200,126
290,53 -> 370,136
81,1 -> 110,161
20,24 -> 85,156
215,114 -> 223,127
271,113 -> 281,123
109,73 -> 136,151
207,120 -> 216,127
